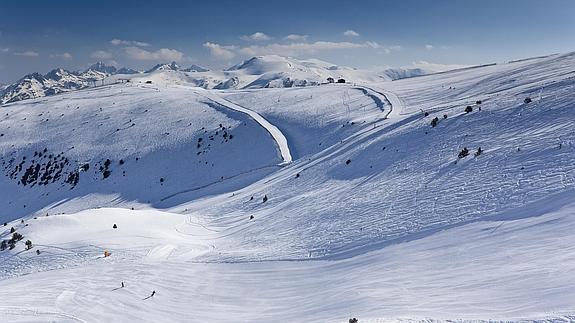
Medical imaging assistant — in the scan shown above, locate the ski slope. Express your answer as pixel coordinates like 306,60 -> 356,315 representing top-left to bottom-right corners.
191,87 -> 293,164
0,52 -> 574,322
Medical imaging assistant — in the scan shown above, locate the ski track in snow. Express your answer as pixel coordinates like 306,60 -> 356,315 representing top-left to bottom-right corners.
192,87 -> 293,164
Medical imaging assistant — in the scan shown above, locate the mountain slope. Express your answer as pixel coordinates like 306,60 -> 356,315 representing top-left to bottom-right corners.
0,52 -> 574,321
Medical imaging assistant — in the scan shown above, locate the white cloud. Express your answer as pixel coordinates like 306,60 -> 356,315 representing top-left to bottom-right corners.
51,52 -> 73,59
14,51 -> 39,57
425,44 -> 434,50
285,34 -> 308,41
124,46 -> 185,61
382,45 -> 402,54
110,39 -> 151,47
205,38 -> 399,59
91,50 -> 113,60
343,30 -> 360,37
0,47 -> 9,53
240,32 -> 272,41
409,60 -> 469,72
238,41 -> 386,56
203,42 -> 236,60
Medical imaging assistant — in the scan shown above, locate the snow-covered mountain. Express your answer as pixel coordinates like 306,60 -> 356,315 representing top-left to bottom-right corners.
145,61 -> 180,73
0,62 -> 136,104
0,51 -> 574,321
2,56 -> 439,105
182,64 -> 209,72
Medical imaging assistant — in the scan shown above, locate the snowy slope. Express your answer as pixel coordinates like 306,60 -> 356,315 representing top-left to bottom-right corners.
0,52 -> 574,322
0,83 -> 284,220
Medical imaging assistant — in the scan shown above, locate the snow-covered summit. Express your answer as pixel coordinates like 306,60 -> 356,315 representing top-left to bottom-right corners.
182,64 -> 209,72
86,61 -> 118,75
145,61 -> 180,73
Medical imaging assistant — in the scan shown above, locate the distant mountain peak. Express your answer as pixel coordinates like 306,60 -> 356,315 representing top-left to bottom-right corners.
182,64 -> 209,72
146,61 -> 180,73
86,62 -> 117,74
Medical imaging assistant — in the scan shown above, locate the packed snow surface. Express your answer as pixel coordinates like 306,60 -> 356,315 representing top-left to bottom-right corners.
0,52 -> 574,322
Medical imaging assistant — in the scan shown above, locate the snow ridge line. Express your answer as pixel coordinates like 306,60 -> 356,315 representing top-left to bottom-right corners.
194,89 -> 293,164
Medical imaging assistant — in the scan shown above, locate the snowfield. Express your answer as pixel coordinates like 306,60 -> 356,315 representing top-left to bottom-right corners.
0,52 -> 574,322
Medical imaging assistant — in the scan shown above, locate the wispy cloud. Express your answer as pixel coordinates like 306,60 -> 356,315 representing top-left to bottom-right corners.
51,52 -> 73,59
110,39 -> 151,47
285,34 -> 308,41
409,60 -> 469,72
0,47 -> 9,53
203,42 -> 236,60
124,46 -> 185,61
239,41 -> 383,56
240,32 -> 272,41
204,40 -> 396,60
343,30 -> 360,37
382,45 -> 402,54
14,50 -> 39,57
425,44 -> 434,50
91,50 -> 113,60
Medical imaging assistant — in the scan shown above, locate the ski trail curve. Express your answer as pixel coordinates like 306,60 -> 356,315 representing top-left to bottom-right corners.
359,85 -> 403,119
193,89 -> 293,165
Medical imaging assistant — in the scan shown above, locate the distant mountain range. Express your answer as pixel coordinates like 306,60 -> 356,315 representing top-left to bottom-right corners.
0,56 -> 447,105
0,62 -> 137,104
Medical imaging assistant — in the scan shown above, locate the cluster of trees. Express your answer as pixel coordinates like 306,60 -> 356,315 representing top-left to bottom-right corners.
0,228 -> 29,251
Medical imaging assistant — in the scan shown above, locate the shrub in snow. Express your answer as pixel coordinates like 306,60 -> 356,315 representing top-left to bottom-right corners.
10,227 -> 15,233
8,240 -> 15,250
12,232 -> 23,242
476,100 -> 482,104
327,77 -> 334,83
349,319 -> 358,323
36,249 -> 41,255
337,78 -> 346,83
424,111 -> 429,117
25,240 -> 32,250
465,106 -> 473,113
346,159 -> 351,165
524,97 -> 532,104
0,240 -> 7,251
475,147 -> 483,156
431,117 -> 439,127
458,147 -> 470,159
443,114 -> 448,119
113,223 -> 118,229
263,195 -> 268,203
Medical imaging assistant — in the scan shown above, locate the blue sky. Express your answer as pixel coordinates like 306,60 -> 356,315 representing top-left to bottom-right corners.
1,0 -> 574,83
